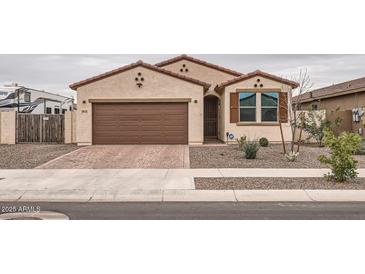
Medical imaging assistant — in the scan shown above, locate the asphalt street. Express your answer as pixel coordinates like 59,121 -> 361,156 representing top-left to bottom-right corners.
2,202 -> 365,219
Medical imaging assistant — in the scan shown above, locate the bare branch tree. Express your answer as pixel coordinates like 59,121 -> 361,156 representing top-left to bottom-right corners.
280,68 -> 313,160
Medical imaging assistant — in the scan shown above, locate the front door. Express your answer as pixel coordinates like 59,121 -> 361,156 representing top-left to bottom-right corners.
204,96 -> 218,139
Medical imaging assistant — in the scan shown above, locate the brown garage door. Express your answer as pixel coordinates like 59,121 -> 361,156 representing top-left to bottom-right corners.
92,102 -> 188,144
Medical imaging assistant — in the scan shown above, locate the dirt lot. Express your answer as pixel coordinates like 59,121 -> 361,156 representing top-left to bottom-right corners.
0,144 -> 79,169
195,177 -> 365,190
190,144 -> 365,168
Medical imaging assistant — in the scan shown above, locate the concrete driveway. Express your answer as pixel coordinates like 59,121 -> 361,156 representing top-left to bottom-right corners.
37,145 -> 190,169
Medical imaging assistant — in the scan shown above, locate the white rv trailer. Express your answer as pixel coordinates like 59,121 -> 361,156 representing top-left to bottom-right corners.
0,83 -> 74,114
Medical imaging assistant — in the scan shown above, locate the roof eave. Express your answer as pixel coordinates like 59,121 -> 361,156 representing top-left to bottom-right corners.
155,54 -> 244,77
69,61 -> 211,91
215,71 -> 299,91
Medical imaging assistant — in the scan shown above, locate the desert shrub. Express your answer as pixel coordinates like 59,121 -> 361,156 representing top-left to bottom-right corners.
242,141 -> 260,159
303,110 -> 342,146
355,139 -> 365,155
236,135 -> 247,150
318,129 -> 361,182
259,137 -> 269,147
285,151 -> 299,162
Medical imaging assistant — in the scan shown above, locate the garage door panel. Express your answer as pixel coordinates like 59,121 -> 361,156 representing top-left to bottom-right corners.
93,103 -> 188,144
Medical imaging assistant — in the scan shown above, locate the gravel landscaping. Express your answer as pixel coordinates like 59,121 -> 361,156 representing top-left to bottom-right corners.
195,177 -> 365,190
0,144 -> 79,169
190,144 -> 365,168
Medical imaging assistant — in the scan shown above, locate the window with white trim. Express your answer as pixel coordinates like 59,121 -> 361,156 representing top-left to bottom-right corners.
239,93 -> 256,122
261,92 -> 278,122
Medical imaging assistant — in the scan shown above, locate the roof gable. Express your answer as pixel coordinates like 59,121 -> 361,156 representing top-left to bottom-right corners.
70,60 -> 211,90
155,54 -> 243,77
215,70 -> 299,91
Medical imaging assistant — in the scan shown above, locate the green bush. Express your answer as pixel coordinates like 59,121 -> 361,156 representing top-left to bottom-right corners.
303,110 -> 342,147
243,141 -> 260,159
318,129 -> 361,182
355,139 -> 365,155
259,137 -> 269,147
236,135 -> 247,150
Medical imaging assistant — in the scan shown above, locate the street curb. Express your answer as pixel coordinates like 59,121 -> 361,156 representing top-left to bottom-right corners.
2,189 -> 365,202
0,211 -> 69,220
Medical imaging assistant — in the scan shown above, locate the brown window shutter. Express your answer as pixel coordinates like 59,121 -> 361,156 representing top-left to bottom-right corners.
230,92 -> 239,123
279,92 -> 288,123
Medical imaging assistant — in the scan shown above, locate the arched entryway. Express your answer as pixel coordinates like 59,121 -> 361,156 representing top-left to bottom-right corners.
204,95 -> 219,141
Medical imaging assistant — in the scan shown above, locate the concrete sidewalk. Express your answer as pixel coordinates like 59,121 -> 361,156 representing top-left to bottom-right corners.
2,168 -> 365,178
1,168 -> 365,202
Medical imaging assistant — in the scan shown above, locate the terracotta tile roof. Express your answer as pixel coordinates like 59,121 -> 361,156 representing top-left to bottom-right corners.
215,70 -> 299,91
293,76 -> 365,103
69,60 -> 211,90
155,54 -> 243,77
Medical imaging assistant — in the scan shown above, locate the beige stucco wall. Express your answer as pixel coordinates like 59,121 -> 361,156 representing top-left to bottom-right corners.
160,60 -> 237,90
161,60 -> 238,141
223,76 -> 293,143
64,111 -> 77,144
0,111 -> 16,144
64,111 -> 72,144
72,111 -> 77,143
76,66 -> 204,145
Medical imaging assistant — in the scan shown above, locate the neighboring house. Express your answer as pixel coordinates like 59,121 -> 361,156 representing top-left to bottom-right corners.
70,55 -> 298,146
294,76 -> 365,136
0,83 -> 74,114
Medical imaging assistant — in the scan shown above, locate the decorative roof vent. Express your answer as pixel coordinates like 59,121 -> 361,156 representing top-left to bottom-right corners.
135,72 -> 144,88
179,64 -> 189,73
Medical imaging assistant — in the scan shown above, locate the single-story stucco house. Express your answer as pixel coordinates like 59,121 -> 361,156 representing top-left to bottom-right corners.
70,55 -> 299,146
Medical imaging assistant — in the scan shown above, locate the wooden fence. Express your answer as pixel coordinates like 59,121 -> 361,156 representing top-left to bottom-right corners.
16,114 -> 65,143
